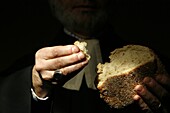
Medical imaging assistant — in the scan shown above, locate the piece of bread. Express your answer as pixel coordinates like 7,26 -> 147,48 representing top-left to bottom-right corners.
74,41 -> 91,60
96,44 -> 166,109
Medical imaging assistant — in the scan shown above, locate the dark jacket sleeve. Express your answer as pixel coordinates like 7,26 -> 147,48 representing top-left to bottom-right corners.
0,66 -> 33,113
0,65 -> 53,113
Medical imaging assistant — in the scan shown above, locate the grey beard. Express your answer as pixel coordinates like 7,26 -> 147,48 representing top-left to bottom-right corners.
51,3 -> 109,36
61,12 -> 108,36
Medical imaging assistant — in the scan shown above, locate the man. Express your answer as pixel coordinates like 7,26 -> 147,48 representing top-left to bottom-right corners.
0,0 -> 170,113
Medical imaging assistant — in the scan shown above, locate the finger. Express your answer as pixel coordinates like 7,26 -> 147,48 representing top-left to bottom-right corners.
61,59 -> 88,75
40,70 -> 54,80
134,85 -> 161,112
39,59 -> 88,83
36,45 -> 80,59
133,95 -> 149,111
143,77 -> 169,104
155,74 -> 170,90
36,51 -> 86,70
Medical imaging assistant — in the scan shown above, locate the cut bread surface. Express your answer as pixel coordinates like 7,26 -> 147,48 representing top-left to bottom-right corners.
97,45 -> 155,88
96,44 -> 165,109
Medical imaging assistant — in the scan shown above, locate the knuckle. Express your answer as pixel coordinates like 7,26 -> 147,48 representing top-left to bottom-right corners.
61,69 -> 67,75
42,75 -> 51,80
41,71 -> 53,80
35,50 -> 41,59
34,64 -> 42,71
35,60 -> 47,71
51,48 -> 59,56
55,60 -> 64,68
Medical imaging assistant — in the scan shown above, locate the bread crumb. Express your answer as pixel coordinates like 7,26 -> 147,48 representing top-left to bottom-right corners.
74,41 -> 91,60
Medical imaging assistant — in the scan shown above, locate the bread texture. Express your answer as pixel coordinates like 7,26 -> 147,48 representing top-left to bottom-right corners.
96,44 -> 166,109
74,41 -> 91,60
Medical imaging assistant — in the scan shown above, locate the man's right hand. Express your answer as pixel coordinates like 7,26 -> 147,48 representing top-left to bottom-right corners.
32,45 -> 88,98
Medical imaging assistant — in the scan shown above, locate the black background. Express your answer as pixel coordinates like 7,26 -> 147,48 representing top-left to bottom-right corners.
1,0 -> 170,72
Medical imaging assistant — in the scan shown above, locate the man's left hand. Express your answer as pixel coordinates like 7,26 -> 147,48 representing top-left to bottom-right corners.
134,73 -> 170,113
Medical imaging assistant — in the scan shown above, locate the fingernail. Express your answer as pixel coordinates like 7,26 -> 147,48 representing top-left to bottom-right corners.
133,95 -> 141,100
78,52 -> 85,60
72,46 -> 79,53
134,85 -> 143,93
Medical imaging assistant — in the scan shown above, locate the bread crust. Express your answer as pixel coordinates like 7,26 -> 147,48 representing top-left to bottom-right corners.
96,45 -> 167,109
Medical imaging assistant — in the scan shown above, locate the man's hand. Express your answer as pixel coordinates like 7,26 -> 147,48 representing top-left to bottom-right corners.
32,45 -> 88,98
134,73 -> 170,113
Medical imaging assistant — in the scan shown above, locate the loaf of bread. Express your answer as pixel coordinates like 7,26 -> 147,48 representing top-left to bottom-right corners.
96,44 -> 166,109
74,41 -> 91,60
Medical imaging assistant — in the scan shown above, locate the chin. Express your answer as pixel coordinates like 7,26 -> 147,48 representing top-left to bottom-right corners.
56,8 -> 108,35
78,14 -> 107,29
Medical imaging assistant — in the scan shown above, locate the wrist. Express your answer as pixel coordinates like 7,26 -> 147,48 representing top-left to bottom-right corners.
32,66 -> 52,98
31,88 -> 49,101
